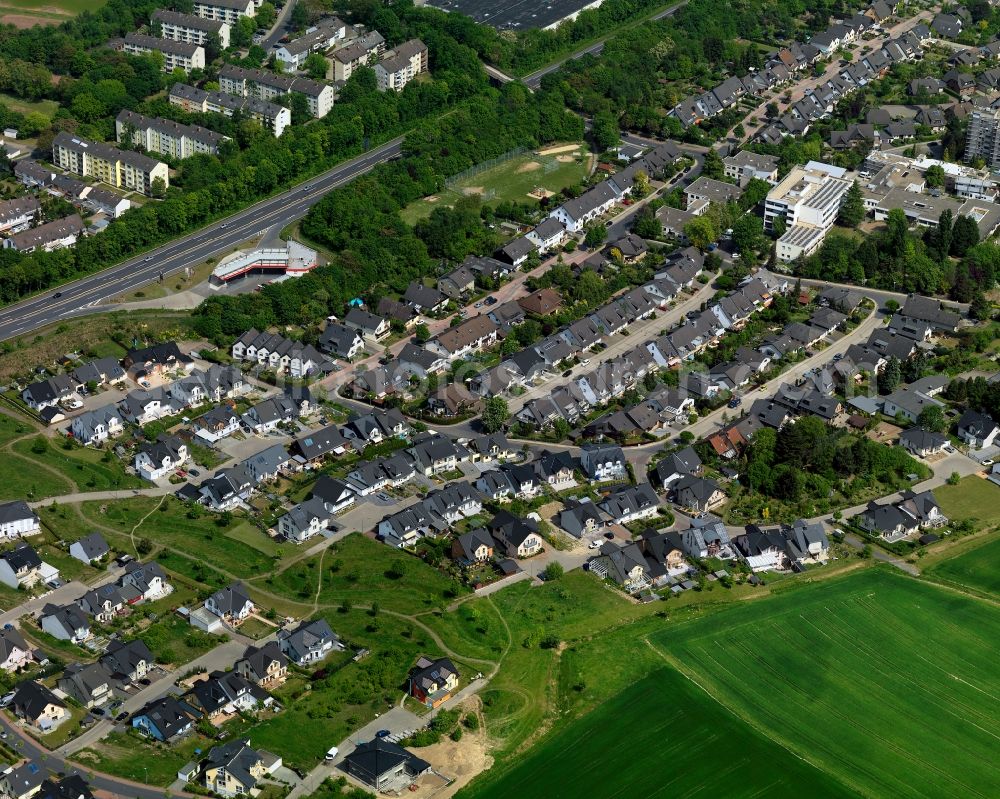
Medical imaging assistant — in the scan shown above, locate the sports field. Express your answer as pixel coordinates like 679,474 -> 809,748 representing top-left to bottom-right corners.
467,667 -> 857,799
0,0 -> 99,27
400,145 -> 592,225
927,532 -> 1000,599
655,569 -> 1000,799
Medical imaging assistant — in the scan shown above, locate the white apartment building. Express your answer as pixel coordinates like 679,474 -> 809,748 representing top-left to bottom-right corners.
193,0 -> 255,25
331,31 -> 385,81
123,33 -> 205,73
116,109 -> 227,158
153,9 -> 231,49
218,64 -> 335,119
169,83 -> 291,137
374,38 -> 428,91
272,18 -> 346,70
53,132 -> 169,195
764,161 -> 851,262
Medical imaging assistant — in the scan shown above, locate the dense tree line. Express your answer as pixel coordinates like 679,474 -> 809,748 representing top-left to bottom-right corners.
191,83 -> 582,340
742,417 -> 926,503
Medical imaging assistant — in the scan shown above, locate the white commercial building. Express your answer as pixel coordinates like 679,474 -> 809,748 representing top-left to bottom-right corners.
765,161 -> 851,262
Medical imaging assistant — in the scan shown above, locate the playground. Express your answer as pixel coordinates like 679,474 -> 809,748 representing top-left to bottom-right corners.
400,143 -> 592,225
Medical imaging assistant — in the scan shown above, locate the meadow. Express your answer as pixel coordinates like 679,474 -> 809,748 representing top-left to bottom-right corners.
465,668 -> 858,799
933,475 -> 1000,526
0,0 -> 102,27
655,568 -> 1000,799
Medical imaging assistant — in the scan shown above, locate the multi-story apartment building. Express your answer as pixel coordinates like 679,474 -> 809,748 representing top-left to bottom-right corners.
116,109 -> 227,158
192,0 -> 255,25
374,38 -> 428,91
52,132 -> 169,195
218,64 -> 335,118
764,161 -> 851,262
272,18 -> 346,70
153,8 -> 230,49
123,32 -> 205,73
169,83 -> 291,137
965,108 -> 1000,170
331,31 -> 385,81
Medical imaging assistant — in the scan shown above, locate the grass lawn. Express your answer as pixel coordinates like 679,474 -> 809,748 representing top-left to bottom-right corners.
0,92 -> 59,118
265,533 -> 466,613
934,475 -> 1000,526
236,616 -> 277,640
652,568 -> 1000,798
76,730 -> 206,786
36,705 -> 89,749
925,531 -> 1000,600
399,146 -> 591,225
9,436 -> 143,495
137,614 -> 219,665
463,667 -> 856,799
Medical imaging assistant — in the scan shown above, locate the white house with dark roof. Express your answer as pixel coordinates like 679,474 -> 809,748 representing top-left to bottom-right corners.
70,532 -> 110,564
205,582 -> 255,624
0,502 -> 40,541
276,618 -> 341,665
135,435 -> 188,481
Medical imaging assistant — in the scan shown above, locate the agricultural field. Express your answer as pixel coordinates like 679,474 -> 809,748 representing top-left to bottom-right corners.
925,532 -> 1000,600
400,144 -> 592,225
653,568 -> 1000,799
465,668 -> 857,799
934,475 -> 1000,526
0,0 -> 102,28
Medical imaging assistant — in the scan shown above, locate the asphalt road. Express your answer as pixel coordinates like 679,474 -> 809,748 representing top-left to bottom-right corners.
521,0 -> 687,88
0,137 -> 404,344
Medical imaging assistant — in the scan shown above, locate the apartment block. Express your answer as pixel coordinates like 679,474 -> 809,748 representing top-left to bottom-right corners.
331,31 -> 385,82
153,8 -> 230,49
374,38 -> 428,91
764,161 -> 851,262
123,32 -> 205,73
52,132 -> 169,196
218,64 -> 335,118
192,0 -> 255,25
116,109 -> 227,158
964,108 -> 1000,170
272,18 -> 346,70
169,83 -> 291,137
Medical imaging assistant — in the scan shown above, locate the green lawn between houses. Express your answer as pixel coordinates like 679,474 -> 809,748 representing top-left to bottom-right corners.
926,531 -> 1000,600
934,475 -> 1000,526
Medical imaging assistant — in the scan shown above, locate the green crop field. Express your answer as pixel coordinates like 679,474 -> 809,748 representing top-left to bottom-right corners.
654,569 -> 1000,799
926,533 -> 1000,599
400,146 -> 592,225
465,667 -> 856,799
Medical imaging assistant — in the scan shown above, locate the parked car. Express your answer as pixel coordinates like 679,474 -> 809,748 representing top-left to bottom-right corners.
727,397 -> 742,409
375,729 -> 391,739
325,746 -> 339,761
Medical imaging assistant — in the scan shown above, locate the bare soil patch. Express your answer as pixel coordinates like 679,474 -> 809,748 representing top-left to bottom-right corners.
555,154 -> 578,163
537,143 -> 580,156
515,160 -> 541,174
408,698 -> 492,799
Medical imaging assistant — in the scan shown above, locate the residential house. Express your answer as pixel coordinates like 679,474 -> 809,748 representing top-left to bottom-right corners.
518,288 -> 563,317
408,656 -> 459,708
599,483 -> 660,525
40,604 -> 90,644
558,499 -> 606,538
0,628 -> 32,673
132,695 -> 201,742
319,322 -> 365,360
201,739 -> 276,798
425,316 -> 498,361
57,662 -> 114,708
277,496 -> 335,543
0,501 -> 40,541
69,532 -> 109,565
525,217 -> 566,252
673,475 -> 726,512
135,435 -> 188,481
650,447 -> 703,489
488,511 -> 544,558
579,444 -> 627,482
71,406 -> 124,446
21,374 -> 75,412
437,264 -> 476,299
77,585 -> 127,624
100,638 -> 155,686
345,307 -> 390,341
235,642 -> 288,688
10,681 -> 67,730
276,618 -> 341,665
121,560 -> 170,602
451,528 -> 495,565
899,427 -> 948,457
734,527 -> 789,572
0,545 -> 50,589
342,740 -> 430,792
957,409 -> 1000,448
192,404 -> 241,443
186,669 -> 271,719
205,582 -> 255,624
589,541 -> 653,594
855,490 -> 946,541
402,282 -> 447,313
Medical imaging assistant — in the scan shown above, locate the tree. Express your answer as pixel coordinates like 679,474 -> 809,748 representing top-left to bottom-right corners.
150,177 -> 166,199
838,181 -> 865,228
631,206 -> 661,239
951,215 -> 980,257
631,170 -> 650,197
878,356 -> 902,395
542,562 -> 564,581
583,223 -> 608,249
414,323 -> 430,343
304,53 -> 328,80
924,164 -> 945,188
591,111 -> 619,151
701,149 -> 724,180
481,396 -> 509,433
683,216 -> 718,250
917,404 -> 947,433
970,290 -> 992,321
732,214 -> 764,262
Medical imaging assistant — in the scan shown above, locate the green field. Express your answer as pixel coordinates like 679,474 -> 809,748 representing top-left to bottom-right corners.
654,569 -> 1000,799
399,146 -> 591,225
0,92 -> 59,120
0,0 -> 103,27
926,532 -> 1000,599
466,667 -> 857,799
934,476 -> 1000,526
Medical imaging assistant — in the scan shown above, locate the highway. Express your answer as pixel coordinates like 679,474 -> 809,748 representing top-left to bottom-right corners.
0,137 -> 404,344
521,0 -> 688,88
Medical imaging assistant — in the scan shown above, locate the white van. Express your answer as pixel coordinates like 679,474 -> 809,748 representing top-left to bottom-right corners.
325,746 -> 339,762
